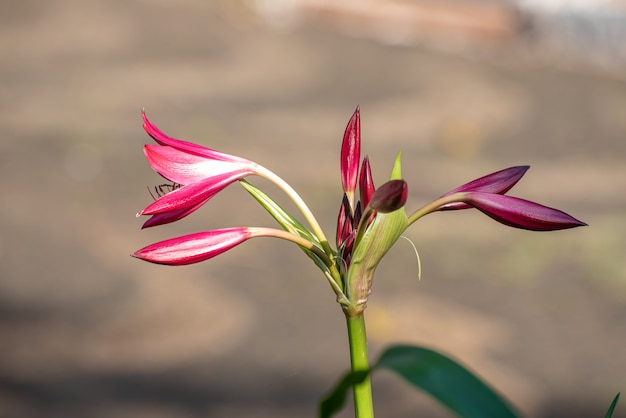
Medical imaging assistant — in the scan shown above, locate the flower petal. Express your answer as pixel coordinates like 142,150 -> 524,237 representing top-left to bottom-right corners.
341,107 -> 360,205
440,166 -> 530,210
141,201 -> 207,228
140,170 -> 250,216
133,227 -> 253,265
462,192 -> 587,231
142,110 -> 251,163
144,144 -> 254,185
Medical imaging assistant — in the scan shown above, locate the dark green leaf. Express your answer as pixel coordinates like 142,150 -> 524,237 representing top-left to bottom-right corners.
240,179 -> 331,272
376,345 -> 521,418
605,392 -> 620,418
319,370 -> 369,418
239,179 -> 318,243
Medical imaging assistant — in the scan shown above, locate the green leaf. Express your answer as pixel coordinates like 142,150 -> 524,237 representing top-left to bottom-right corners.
318,370 -> 369,418
239,179 -> 319,244
347,208 -> 407,311
605,392 -> 620,418
318,345 -> 521,418
376,345 -> 520,418
239,179 -> 331,274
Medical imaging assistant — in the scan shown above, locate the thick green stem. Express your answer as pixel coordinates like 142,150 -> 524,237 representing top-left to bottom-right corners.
346,313 -> 374,418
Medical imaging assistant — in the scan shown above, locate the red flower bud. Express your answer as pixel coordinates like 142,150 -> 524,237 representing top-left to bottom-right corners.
369,180 -> 408,213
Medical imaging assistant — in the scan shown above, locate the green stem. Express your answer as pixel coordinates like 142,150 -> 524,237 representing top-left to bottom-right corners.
406,193 -> 465,226
346,313 -> 374,418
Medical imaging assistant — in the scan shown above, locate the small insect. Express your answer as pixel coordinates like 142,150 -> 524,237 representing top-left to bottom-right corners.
147,182 -> 182,200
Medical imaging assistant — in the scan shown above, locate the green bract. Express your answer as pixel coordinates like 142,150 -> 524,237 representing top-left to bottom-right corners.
345,153 -> 408,315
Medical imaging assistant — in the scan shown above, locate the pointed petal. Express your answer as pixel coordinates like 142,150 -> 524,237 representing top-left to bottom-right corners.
359,156 -> 375,209
462,192 -> 587,231
341,107 -> 360,205
440,166 -> 530,210
140,170 -> 250,216
142,110 -> 251,163
132,227 -> 253,265
144,144 -> 255,185
141,201 -> 206,228
369,180 -> 408,213
449,165 -> 530,194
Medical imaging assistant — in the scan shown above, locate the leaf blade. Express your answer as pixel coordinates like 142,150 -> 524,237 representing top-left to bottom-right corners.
604,392 -> 620,418
318,370 -> 369,418
376,345 -> 520,418
239,179 -> 332,273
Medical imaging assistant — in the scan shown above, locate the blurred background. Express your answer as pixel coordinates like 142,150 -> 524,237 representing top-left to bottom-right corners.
1,0 -> 626,417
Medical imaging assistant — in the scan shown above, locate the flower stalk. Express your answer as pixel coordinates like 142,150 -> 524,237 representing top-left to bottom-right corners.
346,314 -> 374,418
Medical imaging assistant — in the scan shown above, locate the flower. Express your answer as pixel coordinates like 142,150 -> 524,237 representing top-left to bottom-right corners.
133,227 -> 253,265
134,107 -> 586,316
406,165 -> 587,231
456,192 -> 587,231
132,226 -> 327,266
138,111 -> 262,228
135,111 -> 334,274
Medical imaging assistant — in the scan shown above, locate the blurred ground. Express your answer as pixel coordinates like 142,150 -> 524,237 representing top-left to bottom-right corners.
1,1 -> 626,417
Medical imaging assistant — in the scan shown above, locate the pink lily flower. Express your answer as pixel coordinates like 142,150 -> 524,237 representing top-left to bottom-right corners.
138,111 -> 262,228
133,227 -> 254,265
132,227 -> 325,266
